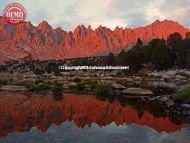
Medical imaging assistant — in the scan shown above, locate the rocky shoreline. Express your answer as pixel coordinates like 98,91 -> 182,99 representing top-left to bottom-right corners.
0,69 -> 190,120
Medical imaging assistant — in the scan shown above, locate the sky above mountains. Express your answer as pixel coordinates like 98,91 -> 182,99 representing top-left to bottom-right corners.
1,0 -> 190,30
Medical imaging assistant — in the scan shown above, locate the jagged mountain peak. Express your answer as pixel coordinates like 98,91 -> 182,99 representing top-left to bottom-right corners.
0,17 -> 189,64
37,21 -> 52,31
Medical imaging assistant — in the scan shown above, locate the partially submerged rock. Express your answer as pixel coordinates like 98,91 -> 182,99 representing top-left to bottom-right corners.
148,70 -> 176,77
177,70 -> 190,77
148,81 -> 178,91
122,88 -> 153,95
182,110 -> 190,116
181,104 -> 190,109
67,82 -> 77,88
111,83 -> 126,90
0,85 -> 27,92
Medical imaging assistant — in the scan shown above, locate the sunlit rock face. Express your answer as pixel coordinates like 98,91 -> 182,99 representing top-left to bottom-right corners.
0,92 -> 186,137
0,18 -> 189,64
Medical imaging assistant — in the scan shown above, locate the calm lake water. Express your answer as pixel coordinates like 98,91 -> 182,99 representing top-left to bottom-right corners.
0,92 -> 189,143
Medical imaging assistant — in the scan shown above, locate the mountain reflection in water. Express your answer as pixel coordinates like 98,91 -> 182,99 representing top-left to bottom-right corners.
0,92 -> 189,143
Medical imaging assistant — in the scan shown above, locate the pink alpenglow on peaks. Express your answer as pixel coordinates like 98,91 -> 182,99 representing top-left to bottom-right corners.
0,17 -> 189,64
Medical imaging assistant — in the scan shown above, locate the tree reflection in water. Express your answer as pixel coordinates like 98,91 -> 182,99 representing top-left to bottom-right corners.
0,92 -> 189,143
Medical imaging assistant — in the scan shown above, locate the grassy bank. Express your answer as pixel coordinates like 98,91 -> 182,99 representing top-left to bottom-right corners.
172,85 -> 190,103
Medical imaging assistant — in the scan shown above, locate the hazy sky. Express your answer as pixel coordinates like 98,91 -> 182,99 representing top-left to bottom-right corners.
0,0 -> 190,30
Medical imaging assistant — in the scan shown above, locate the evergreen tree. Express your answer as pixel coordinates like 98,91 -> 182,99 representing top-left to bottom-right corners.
185,32 -> 190,39
151,40 -> 171,69
135,38 -> 143,48
167,32 -> 183,49
117,49 -> 127,65
107,53 -> 116,66
138,45 -> 152,63
183,36 -> 190,67
126,48 -> 142,71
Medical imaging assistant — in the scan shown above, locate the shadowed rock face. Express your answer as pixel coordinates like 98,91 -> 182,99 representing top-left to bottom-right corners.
0,92 -> 186,137
0,18 -> 189,64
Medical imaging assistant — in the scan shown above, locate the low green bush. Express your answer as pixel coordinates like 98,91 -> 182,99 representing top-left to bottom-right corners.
0,80 -> 8,85
73,78 -> 81,83
53,82 -> 63,92
173,85 -> 190,103
76,81 -> 86,91
24,83 -> 37,91
37,83 -> 52,91
52,81 -> 63,101
95,83 -> 111,97
25,83 -> 52,92
9,78 -> 14,83
76,80 -> 99,91
35,79 -> 44,85
88,80 -> 99,90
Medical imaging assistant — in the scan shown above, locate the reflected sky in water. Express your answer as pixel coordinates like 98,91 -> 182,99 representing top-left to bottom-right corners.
1,122 -> 190,143
0,92 -> 190,143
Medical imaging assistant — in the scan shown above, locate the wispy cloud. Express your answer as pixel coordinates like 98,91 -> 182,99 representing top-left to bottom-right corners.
1,0 -> 189,30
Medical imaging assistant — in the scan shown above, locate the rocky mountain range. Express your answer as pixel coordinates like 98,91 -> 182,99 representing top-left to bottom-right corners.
0,16 -> 189,64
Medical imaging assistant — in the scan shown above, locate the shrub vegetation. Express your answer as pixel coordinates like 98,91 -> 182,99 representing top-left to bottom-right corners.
173,85 -> 190,103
